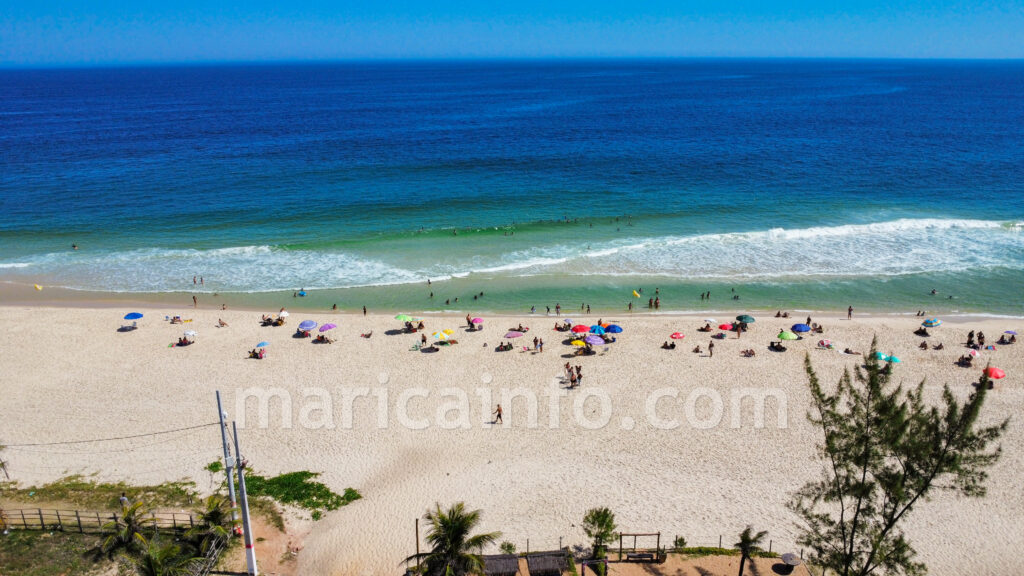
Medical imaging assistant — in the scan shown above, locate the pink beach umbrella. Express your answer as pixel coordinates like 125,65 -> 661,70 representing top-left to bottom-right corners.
471,317 -> 484,324
319,323 -> 337,332
505,331 -> 524,339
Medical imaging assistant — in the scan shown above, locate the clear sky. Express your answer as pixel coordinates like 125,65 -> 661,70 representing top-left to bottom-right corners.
2,0 -> 1023,66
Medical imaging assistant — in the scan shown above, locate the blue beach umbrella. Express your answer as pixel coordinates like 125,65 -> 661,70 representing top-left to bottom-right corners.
590,325 -> 606,335
792,323 -> 811,333
256,341 -> 269,348
605,324 -> 623,333
124,312 -> 143,320
874,351 -> 887,360
298,320 -> 317,332
922,318 -> 941,327
888,356 -> 901,363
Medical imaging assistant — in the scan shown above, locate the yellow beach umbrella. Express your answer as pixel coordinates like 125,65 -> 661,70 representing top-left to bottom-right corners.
632,290 -> 640,298
432,331 -> 449,341
570,340 -> 585,347
442,329 -> 455,335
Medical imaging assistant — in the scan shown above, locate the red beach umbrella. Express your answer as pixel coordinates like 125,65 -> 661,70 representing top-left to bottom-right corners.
571,324 -> 589,333
984,367 -> 1006,380
718,323 -> 733,330
670,332 -> 685,340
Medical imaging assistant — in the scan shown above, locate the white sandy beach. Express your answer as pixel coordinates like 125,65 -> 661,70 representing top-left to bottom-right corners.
1,303 -> 1021,575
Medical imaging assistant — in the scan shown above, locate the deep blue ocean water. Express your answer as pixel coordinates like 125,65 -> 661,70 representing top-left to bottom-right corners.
1,60 -> 1023,314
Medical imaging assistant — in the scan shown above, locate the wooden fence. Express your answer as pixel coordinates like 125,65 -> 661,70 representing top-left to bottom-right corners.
0,507 -> 197,534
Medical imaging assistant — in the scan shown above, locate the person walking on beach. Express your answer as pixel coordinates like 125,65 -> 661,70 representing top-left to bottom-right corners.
363,306 -> 367,316
492,404 -> 503,424
708,340 -> 715,357
848,306 -> 853,320
538,338 -> 543,352
555,303 -> 561,316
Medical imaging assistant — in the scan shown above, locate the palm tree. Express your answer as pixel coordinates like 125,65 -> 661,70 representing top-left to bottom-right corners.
121,534 -> 201,576
405,502 -> 501,576
734,525 -> 768,576
582,507 -> 617,558
185,494 -> 238,554
100,501 -> 153,557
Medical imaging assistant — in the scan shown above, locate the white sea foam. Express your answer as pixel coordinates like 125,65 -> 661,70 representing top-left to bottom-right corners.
4,219 -> 1022,292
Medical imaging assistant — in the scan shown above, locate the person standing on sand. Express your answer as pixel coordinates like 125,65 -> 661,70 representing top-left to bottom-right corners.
538,338 -> 543,352
492,404 -> 503,424
363,306 -> 367,316
848,306 -> 853,319
556,303 -> 561,316
193,295 -> 197,308
119,492 -> 129,508
708,340 -> 714,357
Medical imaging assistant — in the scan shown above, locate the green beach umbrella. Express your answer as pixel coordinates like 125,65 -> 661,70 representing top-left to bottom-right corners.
395,314 -> 413,322
778,331 -> 798,340
736,315 -> 755,324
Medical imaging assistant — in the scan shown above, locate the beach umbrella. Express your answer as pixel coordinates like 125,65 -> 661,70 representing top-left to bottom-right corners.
564,319 -> 573,324
632,290 -> 641,298
778,331 -> 798,340
968,349 -> 981,357
1006,330 -> 1018,335
184,330 -> 197,338
34,284 -> 43,291
600,323 -> 610,328
442,329 -> 455,335
571,324 -> 589,333
505,331 -> 524,339
278,311 -> 290,318
395,314 -> 412,322
718,323 -> 733,330
319,323 -> 336,332
874,351 -> 887,360
888,356 -> 901,363
590,325 -> 606,335
792,323 -> 811,333
256,341 -> 269,348
471,317 -> 483,324
984,367 -> 1006,380
606,324 -> 623,333
584,335 -> 605,346
703,318 -> 716,323
736,315 -> 756,324
124,312 -> 143,320
298,320 -> 317,332
922,318 -> 942,327
670,332 -> 685,340
570,340 -> 585,347
432,331 -> 448,341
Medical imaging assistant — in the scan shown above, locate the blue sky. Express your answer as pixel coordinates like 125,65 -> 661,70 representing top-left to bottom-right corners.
1,0 -> 1023,66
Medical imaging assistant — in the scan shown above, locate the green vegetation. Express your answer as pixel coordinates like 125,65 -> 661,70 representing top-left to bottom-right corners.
793,341 -> 1006,576
0,530 -> 106,576
405,502 -> 501,576
499,541 -> 516,554
241,470 -> 361,518
0,475 -> 197,510
204,460 -> 223,474
672,546 -> 778,559
672,535 -> 688,551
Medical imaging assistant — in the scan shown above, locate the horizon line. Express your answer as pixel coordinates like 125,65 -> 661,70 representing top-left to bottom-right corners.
3,55 -> 1024,71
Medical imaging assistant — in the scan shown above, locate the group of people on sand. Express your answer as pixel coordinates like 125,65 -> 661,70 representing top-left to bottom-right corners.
919,341 -> 944,350
176,336 -> 193,347
261,314 -> 285,327
564,362 -> 583,388
773,311 -> 792,318
405,320 -> 426,332
248,348 -> 265,359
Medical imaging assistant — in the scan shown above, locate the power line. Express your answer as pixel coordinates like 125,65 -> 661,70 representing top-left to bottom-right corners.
2,422 -> 219,447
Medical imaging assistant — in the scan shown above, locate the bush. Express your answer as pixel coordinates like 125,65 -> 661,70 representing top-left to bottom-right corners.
673,536 -> 687,551
500,541 -> 516,554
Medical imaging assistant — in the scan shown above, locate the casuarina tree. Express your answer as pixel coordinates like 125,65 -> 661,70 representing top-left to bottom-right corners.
791,339 -> 1006,576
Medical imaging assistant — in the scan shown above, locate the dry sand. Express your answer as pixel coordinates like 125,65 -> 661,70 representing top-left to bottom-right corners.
0,303 -> 1021,575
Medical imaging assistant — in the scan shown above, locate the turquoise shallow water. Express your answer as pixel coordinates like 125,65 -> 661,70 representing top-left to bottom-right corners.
1,60 -> 1023,314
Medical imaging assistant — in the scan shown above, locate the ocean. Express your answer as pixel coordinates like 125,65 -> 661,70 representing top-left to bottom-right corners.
1,59 -> 1023,315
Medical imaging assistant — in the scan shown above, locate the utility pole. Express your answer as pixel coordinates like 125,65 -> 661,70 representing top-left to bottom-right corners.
215,391 -> 239,526
232,421 -> 258,576
415,517 -> 420,573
